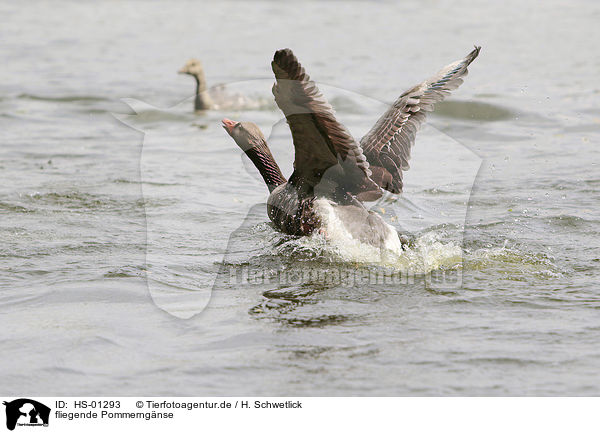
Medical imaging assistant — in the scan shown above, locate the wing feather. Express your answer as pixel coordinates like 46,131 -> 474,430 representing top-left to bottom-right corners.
360,46 -> 481,193
272,49 -> 381,201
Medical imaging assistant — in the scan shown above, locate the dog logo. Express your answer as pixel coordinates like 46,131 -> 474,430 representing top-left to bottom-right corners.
3,399 -> 50,431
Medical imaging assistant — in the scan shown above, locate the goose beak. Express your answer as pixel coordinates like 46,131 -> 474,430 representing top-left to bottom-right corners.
222,118 -> 238,134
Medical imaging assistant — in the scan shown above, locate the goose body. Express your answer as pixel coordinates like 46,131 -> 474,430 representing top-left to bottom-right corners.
262,181 -> 404,254
223,47 -> 480,253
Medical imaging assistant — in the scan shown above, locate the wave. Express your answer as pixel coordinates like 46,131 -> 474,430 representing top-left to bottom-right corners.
19,191 -> 171,213
18,93 -> 109,103
463,241 -> 563,279
432,100 -> 515,121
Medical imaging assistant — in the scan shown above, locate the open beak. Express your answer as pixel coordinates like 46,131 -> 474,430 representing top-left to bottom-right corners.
222,118 -> 238,134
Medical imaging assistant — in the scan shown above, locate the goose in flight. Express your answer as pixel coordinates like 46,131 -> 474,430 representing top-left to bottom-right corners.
222,47 -> 480,254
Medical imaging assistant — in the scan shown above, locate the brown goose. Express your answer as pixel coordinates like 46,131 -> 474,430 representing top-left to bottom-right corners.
179,59 -> 263,112
223,47 -> 480,253
178,59 -> 215,111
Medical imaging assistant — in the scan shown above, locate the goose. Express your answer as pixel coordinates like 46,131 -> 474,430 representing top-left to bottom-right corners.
222,47 -> 480,254
178,59 -> 215,111
179,59 -> 263,112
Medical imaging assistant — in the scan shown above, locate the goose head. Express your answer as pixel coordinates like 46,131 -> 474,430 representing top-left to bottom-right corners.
222,118 -> 286,192
222,119 -> 267,151
178,58 -> 206,79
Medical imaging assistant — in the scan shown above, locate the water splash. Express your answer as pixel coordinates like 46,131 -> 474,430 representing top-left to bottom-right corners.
272,228 -> 462,275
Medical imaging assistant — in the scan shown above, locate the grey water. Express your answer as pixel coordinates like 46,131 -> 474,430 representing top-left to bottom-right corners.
1,0 -> 599,395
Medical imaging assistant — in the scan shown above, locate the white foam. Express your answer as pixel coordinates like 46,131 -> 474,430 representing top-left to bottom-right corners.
305,199 -> 461,274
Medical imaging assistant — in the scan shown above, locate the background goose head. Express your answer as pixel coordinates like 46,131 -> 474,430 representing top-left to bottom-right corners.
178,59 -> 206,81
222,118 -> 286,191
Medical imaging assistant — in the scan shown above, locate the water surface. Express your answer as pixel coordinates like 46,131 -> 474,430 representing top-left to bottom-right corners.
1,0 -> 599,395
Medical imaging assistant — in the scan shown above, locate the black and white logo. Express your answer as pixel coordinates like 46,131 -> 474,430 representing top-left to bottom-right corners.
3,399 -> 50,431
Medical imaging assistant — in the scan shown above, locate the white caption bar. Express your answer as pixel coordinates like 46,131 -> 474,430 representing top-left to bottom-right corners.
1,397 -> 597,432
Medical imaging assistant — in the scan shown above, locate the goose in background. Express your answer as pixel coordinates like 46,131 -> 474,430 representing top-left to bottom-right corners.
179,58 -> 266,112
178,59 -> 214,111
222,47 -> 480,254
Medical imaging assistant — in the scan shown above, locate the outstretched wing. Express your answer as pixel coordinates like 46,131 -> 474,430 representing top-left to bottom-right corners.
272,48 -> 381,201
361,46 -> 481,193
